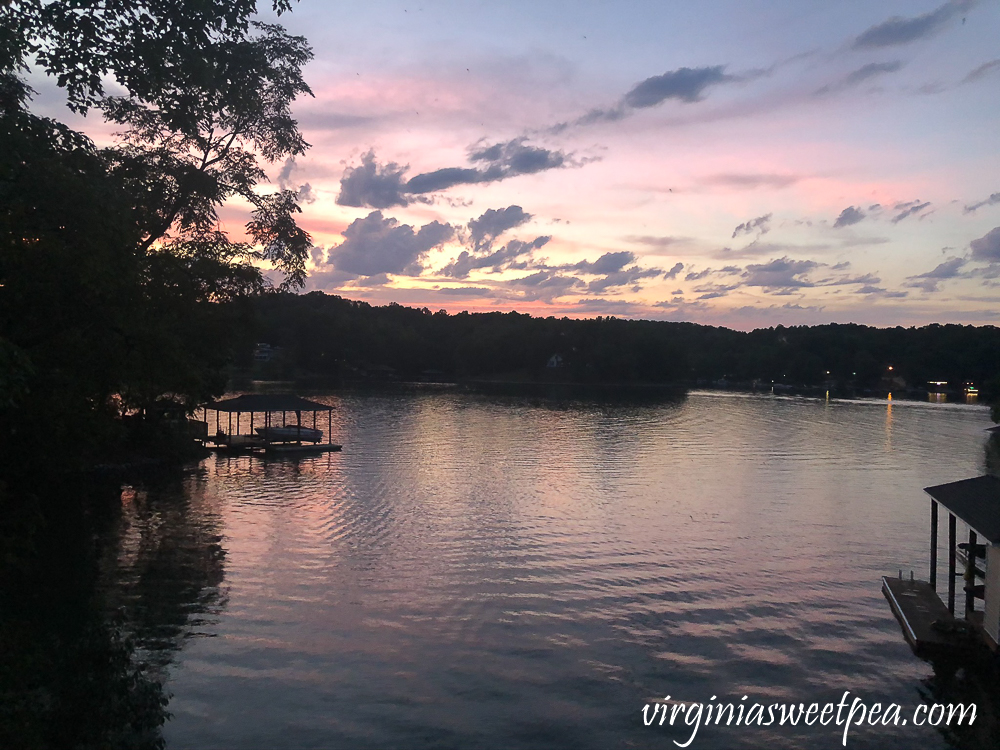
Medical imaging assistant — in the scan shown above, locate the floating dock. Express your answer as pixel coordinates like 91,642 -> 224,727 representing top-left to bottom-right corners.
264,443 -> 341,454
882,576 -> 976,657
208,442 -> 342,455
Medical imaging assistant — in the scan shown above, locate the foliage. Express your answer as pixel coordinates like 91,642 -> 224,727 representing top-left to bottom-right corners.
0,1 -> 314,481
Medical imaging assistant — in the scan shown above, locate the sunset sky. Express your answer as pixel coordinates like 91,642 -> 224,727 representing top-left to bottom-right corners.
45,0 -> 1000,329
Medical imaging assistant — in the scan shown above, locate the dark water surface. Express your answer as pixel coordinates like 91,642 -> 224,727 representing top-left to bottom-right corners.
100,391 -> 998,749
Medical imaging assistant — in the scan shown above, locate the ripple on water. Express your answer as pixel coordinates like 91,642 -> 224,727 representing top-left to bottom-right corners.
99,391 -> 996,750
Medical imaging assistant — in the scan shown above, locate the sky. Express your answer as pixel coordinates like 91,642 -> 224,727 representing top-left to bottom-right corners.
40,0 -> 1000,329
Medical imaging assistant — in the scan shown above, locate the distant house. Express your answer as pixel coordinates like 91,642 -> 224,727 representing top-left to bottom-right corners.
254,343 -> 275,362
546,353 -> 564,368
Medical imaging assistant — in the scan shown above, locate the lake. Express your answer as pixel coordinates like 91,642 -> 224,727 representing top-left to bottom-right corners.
99,389 -> 998,749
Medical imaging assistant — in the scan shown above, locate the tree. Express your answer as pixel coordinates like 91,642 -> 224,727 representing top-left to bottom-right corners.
1,1 -> 314,475
2,5 -> 316,741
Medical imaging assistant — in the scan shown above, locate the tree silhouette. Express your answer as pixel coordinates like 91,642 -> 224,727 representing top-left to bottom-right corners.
1,1 -> 314,479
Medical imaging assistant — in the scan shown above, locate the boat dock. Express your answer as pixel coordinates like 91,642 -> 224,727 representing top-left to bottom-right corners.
202,394 -> 342,456
883,474 -> 1000,659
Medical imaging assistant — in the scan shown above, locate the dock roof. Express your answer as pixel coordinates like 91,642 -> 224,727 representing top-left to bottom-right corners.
207,394 -> 332,412
925,475 -> 1000,544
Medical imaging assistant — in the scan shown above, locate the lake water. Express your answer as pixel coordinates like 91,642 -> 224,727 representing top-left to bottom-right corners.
100,390 -> 998,749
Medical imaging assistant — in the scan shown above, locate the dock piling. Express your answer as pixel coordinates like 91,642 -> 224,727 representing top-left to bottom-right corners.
948,514 -> 957,614
930,500 -> 938,590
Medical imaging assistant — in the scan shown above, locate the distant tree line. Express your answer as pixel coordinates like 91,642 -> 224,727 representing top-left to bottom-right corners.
240,292 -> 1000,395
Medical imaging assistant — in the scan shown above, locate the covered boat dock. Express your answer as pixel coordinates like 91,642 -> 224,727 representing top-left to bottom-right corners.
883,475 -> 1000,657
203,394 -> 341,454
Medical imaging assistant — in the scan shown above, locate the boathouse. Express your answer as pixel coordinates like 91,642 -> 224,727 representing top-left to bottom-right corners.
202,394 -> 341,454
883,475 -> 1000,656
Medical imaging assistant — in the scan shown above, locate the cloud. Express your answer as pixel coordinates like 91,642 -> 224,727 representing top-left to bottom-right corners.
852,2 -> 971,49
815,61 -> 905,96
839,236 -> 890,249
846,60 -> 905,85
818,272 -> 882,287
905,256 -> 967,292
742,257 -> 820,290
569,299 -> 653,316
586,266 -> 662,294
702,174 -> 799,190
440,236 -> 549,278
891,200 -> 932,223
732,213 -> 772,238
434,286 -> 496,298
338,140 -> 573,208
403,138 -> 572,195
859,285 -> 909,298
557,251 -> 664,293
468,205 -> 532,251
550,64 -> 751,132
962,59 -> 1000,84
468,138 -> 567,174
296,184 -> 316,204
964,192 -> 1000,214
721,303 -> 830,327
833,206 -> 866,228
337,151 -> 410,208
694,283 -> 741,300
276,157 -> 316,204
664,262 -> 684,279
624,235 -> 689,250
437,205 -> 551,278
716,241 -> 834,259
970,226 -> 1000,263
573,251 -> 635,275
277,157 -> 296,192
508,271 -> 583,301
685,268 -> 712,281
405,167 -> 496,194
571,105 -> 628,126
326,211 -> 454,278
624,66 -> 733,107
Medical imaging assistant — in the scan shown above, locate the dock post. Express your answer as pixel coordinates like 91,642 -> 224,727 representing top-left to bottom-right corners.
965,530 -> 978,617
948,513 -> 957,614
930,501 -> 938,590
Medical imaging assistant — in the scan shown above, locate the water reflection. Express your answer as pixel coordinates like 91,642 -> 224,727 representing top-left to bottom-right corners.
920,659 -> 1000,750
0,481 -> 172,750
5,392 -> 998,749
885,395 -> 894,451
101,476 -> 228,670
